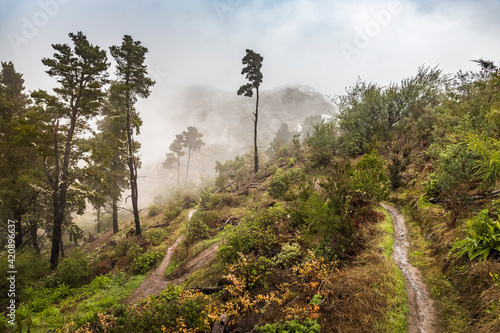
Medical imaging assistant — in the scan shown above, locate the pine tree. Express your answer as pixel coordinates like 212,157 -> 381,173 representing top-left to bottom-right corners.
31,32 -> 109,268
0,61 -> 40,250
163,134 -> 185,186
110,35 -> 155,236
237,49 -> 263,174
182,126 -> 205,182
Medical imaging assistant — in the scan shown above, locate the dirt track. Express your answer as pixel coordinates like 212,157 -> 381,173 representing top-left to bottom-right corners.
381,203 -> 438,333
127,235 -> 184,304
127,209 -> 219,304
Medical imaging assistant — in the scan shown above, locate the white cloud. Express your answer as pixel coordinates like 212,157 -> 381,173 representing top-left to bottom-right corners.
1,0 -> 500,165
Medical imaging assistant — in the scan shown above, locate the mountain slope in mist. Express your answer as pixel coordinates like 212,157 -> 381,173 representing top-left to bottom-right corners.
138,84 -> 334,204
171,84 -> 334,159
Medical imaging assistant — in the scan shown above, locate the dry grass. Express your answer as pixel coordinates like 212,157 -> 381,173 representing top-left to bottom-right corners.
317,208 -> 407,333
393,186 -> 500,332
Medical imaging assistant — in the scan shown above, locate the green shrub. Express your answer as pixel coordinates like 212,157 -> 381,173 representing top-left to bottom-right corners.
231,255 -> 275,289
268,165 -> 278,175
206,193 -> 237,210
218,223 -> 278,265
147,204 -> 161,218
100,288 -> 208,332
200,187 -> 212,210
215,156 -> 247,192
55,248 -> 90,287
305,120 -> 336,167
132,250 -> 163,275
114,238 -> 137,258
28,296 -> 48,313
274,144 -> 293,160
450,209 -> 500,260
274,242 -> 302,268
21,286 -> 36,302
89,275 -> 111,291
268,168 -> 304,198
352,150 -> 389,204
127,245 -> 143,262
163,203 -> 182,221
51,283 -> 72,302
287,167 -> 303,183
252,203 -> 290,231
144,228 -> 168,246
268,168 -> 289,198
255,318 -> 321,333
184,214 -> 210,249
191,210 -> 220,229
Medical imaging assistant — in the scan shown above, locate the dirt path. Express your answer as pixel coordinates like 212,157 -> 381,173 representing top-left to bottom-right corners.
167,242 -> 219,285
381,203 -> 438,333
127,209 -> 219,304
127,235 -> 184,304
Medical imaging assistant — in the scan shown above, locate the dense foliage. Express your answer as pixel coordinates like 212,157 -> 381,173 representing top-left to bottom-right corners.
2,33 -> 500,331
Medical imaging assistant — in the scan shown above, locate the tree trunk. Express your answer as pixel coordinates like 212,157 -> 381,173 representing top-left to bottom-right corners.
29,220 -> 40,254
97,206 -> 101,234
125,92 -> 141,235
59,234 -> 65,259
112,196 -> 119,233
50,199 -> 64,269
13,210 -> 23,250
185,149 -> 191,182
50,109 -> 76,269
254,87 -> 260,174
177,157 -> 180,186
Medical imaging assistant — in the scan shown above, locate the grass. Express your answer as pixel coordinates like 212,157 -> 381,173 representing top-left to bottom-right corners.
400,205 -> 470,332
374,205 -> 408,332
377,206 -> 395,259
73,273 -> 144,323
10,272 -> 145,333
315,206 -> 408,332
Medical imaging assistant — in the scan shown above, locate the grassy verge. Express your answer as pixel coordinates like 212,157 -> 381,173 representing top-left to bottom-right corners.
400,203 -> 471,332
317,206 -> 408,332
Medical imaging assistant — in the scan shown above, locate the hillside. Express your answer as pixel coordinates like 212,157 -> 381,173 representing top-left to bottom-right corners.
1,152 -> 413,332
2,48 -> 500,332
137,84 -> 334,206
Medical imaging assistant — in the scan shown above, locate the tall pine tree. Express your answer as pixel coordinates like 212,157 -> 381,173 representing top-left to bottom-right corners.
32,32 -> 109,268
237,49 -> 263,173
110,35 -> 154,236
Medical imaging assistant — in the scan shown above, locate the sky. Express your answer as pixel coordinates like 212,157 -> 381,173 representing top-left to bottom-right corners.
1,0 -> 500,165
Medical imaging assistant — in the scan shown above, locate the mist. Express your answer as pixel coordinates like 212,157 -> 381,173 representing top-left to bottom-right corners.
2,0 -> 500,210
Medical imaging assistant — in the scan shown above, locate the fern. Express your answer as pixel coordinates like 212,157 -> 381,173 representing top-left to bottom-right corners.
450,209 -> 500,260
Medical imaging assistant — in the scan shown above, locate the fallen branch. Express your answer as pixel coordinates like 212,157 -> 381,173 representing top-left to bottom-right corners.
145,222 -> 170,230
236,183 -> 266,195
220,216 -> 239,230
